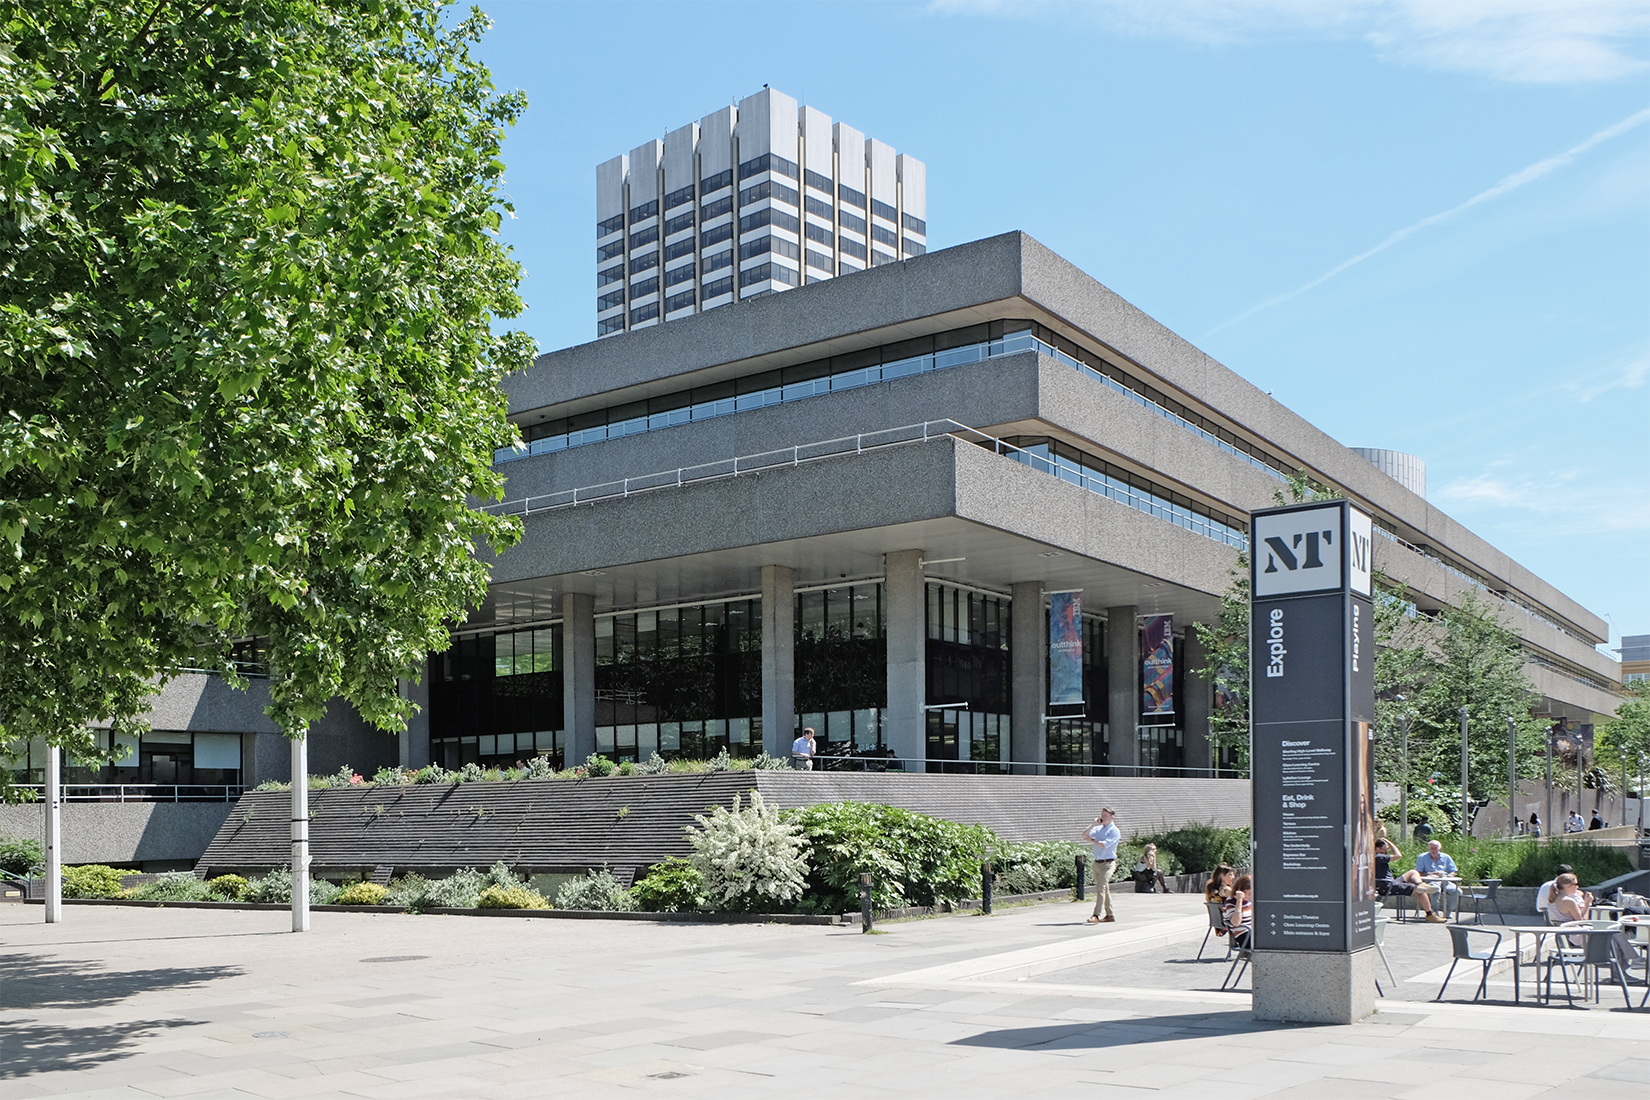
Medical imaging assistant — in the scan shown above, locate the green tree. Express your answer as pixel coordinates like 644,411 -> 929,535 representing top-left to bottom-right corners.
1598,681 -> 1650,785
0,2 -> 529,775
1408,593 -> 1547,822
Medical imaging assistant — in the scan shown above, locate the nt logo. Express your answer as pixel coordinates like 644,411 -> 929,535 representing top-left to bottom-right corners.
1262,529 -> 1331,573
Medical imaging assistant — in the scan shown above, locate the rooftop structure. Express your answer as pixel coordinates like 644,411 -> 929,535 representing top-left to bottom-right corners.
595,87 -> 925,338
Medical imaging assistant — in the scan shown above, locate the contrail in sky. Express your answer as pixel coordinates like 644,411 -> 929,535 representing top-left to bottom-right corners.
1204,106 -> 1650,339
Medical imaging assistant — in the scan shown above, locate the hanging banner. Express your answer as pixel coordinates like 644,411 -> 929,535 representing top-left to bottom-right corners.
1141,615 -> 1175,716
1048,591 -> 1084,708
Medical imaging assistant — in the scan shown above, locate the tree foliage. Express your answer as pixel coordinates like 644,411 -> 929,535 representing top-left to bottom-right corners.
0,2 -> 529,758
1598,681 -> 1650,779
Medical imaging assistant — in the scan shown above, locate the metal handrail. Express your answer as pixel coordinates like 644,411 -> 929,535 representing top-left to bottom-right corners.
4,784 -> 246,803
486,419 -> 975,517
804,754 -> 1249,779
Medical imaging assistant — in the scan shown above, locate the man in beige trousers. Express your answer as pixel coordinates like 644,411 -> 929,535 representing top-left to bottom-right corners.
1082,807 -> 1121,924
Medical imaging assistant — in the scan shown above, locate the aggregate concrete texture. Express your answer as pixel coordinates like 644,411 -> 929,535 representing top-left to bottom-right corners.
4,893 -> 1645,1099
508,230 -> 1602,641
488,435 -> 1238,607
0,802 -> 232,867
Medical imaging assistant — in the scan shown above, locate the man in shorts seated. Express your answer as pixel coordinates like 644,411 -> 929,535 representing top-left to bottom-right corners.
1375,838 -> 1444,922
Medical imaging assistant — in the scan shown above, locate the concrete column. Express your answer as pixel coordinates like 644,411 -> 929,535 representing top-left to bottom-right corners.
562,592 -> 596,767
761,565 -> 796,758
1183,626 -> 1212,777
884,549 -> 926,769
1106,607 -> 1139,775
1254,949 -> 1376,1025
1010,581 -> 1046,775
399,674 -> 431,770
44,745 -> 61,924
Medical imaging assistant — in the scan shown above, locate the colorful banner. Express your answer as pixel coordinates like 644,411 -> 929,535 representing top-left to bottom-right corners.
1048,591 -> 1084,708
1141,614 -> 1175,716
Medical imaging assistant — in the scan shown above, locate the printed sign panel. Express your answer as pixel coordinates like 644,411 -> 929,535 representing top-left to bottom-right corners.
1048,591 -> 1084,708
1252,502 -> 1344,597
1141,615 -> 1175,716
1250,500 -> 1378,956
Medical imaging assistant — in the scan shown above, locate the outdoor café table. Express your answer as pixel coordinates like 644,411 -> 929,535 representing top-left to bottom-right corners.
1481,924 -> 1624,1006
1422,874 -> 1464,920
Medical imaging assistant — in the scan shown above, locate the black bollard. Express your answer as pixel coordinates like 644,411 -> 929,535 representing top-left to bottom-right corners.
981,861 -> 994,915
859,872 -> 873,933
1075,854 -> 1088,901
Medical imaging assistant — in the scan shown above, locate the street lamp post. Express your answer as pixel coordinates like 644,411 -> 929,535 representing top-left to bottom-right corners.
1622,750 -> 1631,828
1398,710 -> 1412,843
1459,707 -> 1471,836
1545,722 -> 1555,839
1508,718 -> 1518,837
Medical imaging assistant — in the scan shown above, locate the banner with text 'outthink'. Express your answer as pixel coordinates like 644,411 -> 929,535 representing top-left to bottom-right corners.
1141,614 -> 1174,716
1048,591 -> 1084,708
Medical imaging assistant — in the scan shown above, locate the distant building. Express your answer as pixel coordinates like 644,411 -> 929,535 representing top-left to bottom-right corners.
595,87 -> 926,338
1621,634 -> 1650,684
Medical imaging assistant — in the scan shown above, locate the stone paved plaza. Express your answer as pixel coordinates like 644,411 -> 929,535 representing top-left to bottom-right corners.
3,894 -> 1647,1098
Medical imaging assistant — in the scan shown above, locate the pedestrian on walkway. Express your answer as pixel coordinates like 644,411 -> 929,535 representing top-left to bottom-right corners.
791,727 -> 816,770
1082,808 -> 1122,924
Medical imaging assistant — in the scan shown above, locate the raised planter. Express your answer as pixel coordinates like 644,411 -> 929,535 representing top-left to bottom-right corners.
27,896 -> 842,924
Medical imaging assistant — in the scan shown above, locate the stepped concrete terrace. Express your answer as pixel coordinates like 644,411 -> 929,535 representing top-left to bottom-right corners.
196,772 -> 1249,880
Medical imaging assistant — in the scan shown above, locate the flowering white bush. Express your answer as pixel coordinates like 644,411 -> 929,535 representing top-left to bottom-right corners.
687,791 -> 809,910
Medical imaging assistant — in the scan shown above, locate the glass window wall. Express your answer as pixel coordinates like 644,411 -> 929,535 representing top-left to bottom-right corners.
595,599 -> 761,762
430,626 -> 564,769
796,583 -> 887,762
925,584 -> 1011,773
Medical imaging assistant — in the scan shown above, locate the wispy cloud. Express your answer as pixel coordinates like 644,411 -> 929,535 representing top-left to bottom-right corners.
929,1 -> 1650,84
1435,467 -> 1650,533
1201,106 -> 1650,337
1573,356 -> 1650,403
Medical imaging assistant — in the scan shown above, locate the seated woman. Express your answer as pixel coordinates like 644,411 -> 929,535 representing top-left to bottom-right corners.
1374,838 -> 1444,923
1204,865 -> 1235,938
1223,874 -> 1254,948
1548,873 -> 1593,923
1134,843 -> 1174,894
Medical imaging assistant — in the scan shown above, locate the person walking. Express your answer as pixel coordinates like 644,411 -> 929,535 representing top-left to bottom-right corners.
1082,808 -> 1122,924
791,727 -> 816,770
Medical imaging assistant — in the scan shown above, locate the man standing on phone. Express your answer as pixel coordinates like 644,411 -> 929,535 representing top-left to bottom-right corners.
1083,808 -> 1122,924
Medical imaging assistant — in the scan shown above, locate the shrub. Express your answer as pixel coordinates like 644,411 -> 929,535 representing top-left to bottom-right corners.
372,766 -> 412,786
457,763 -> 486,784
411,867 -> 485,909
382,873 -> 429,910
0,834 -> 44,877
207,874 -> 249,901
704,748 -> 735,772
584,754 -> 618,778
413,764 -> 453,785
667,757 -> 709,774
689,791 -> 810,911
62,864 -> 127,898
243,867 -> 341,905
521,755 -> 557,780
750,752 -> 790,771
1115,841 -> 1184,878
308,765 -> 362,790
126,873 -> 215,902
252,779 -> 290,792
1126,824 -> 1248,875
994,841 -> 1089,895
634,752 -> 670,776
631,858 -> 708,912
555,868 -> 637,911
616,761 -> 636,776
477,884 -> 550,909
790,802 -> 992,912
1377,798 -> 1454,832
333,881 -> 391,906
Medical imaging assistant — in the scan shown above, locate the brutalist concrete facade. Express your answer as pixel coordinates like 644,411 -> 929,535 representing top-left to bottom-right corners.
462,231 -> 1618,777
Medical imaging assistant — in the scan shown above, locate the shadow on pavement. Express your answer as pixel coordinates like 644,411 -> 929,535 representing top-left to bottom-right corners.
952,1009 -> 1300,1051
2,1018 -> 196,1078
0,951 -> 241,1011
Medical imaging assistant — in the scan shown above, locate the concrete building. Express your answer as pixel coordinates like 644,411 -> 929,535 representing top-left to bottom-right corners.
1619,634 -> 1649,685
7,232 -> 1623,801
596,87 -> 925,339
441,231 -> 1622,776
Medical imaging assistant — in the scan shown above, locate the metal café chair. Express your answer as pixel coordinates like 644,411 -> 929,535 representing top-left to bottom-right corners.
1221,933 -> 1252,991
1198,901 -> 1234,961
1373,915 -> 1398,988
1574,927 -> 1637,1009
1459,878 -> 1503,925
1436,925 -> 1503,1003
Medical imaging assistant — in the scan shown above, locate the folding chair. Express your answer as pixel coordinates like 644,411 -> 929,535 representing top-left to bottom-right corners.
1198,901 -> 1234,961
1436,925 -> 1502,1003
1459,879 -> 1503,925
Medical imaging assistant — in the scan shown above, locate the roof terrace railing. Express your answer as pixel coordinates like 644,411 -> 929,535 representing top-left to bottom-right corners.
5,784 -> 246,804
484,420 -> 1252,552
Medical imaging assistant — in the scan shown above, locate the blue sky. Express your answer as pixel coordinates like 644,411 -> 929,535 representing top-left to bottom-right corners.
472,1 -> 1649,654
